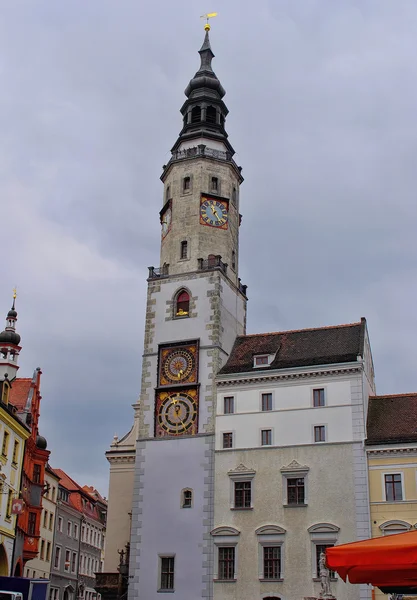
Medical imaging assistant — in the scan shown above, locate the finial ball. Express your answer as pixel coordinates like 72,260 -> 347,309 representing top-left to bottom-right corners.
204,23 -> 211,31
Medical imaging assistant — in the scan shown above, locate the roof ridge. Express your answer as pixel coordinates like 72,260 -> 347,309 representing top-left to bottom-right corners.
241,321 -> 361,339
372,393 -> 417,399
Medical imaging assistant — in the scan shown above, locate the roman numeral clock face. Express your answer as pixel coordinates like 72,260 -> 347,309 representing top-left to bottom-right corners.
200,197 -> 228,229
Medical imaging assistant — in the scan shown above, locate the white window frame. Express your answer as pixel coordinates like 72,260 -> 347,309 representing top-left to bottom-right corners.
313,424 -> 327,443
253,354 -> 272,368
382,471 -> 405,502
308,523 -> 340,579
54,545 -> 61,570
64,549 -> 71,572
280,461 -> 310,506
73,523 -> 79,540
260,428 -> 273,446
223,395 -> 235,415
67,520 -> 72,537
311,386 -> 326,408
260,390 -> 274,412
180,488 -> 193,509
222,431 -> 234,450
256,525 -> 286,581
211,526 -> 240,581
58,517 -> 63,533
157,554 -> 176,592
228,465 -> 256,510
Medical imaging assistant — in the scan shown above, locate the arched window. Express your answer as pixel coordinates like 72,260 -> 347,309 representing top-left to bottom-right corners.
181,489 -> 193,508
191,106 -> 201,123
180,241 -> 188,260
206,106 -> 217,124
175,290 -> 190,317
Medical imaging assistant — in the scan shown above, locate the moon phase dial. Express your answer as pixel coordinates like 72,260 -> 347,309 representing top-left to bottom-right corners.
159,344 -> 198,386
156,390 -> 198,437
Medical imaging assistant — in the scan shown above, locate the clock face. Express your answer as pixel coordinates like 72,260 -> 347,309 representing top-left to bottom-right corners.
156,391 -> 198,436
161,207 -> 172,238
200,198 -> 228,229
159,343 -> 198,386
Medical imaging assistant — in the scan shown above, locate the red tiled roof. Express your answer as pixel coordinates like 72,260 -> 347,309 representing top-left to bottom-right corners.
9,378 -> 32,410
219,319 -> 366,375
54,468 -> 103,520
366,394 -> 417,445
83,486 -> 107,505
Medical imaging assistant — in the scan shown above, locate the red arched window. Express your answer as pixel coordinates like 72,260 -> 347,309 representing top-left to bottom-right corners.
175,291 -> 190,317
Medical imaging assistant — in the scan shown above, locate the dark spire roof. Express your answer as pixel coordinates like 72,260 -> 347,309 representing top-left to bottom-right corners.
0,295 -> 21,346
184,29 -> 225,99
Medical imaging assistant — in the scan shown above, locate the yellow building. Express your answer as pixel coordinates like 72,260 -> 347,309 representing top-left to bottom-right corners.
366,393 -> 417,599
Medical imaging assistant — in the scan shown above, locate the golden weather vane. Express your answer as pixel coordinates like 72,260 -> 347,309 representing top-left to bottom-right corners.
200,12 -> 218,31
13,288 -> 17,300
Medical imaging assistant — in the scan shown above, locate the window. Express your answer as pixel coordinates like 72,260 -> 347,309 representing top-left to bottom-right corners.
71,552 -> 77,573
175,289 -> 190,317
64,549 -> 71,572
12,441 -> 19,465
183,176 -> 191,191
254,355 -> 269,367
222,432 -> 233,449
287,478 -> 305,505
224,396 -> 234,414
49,513 -> 53,530
43,510 -> 48,528
314,425 -> 326,443
54,546 -> 61,570
206,106 -> 217,124
232,186 -> 237,206
58,517 -> 63,532
263,546 -> 281,580
6,490 -> 13,519
28,512 -> 37,536
261,429 -> 272,446
2,431 -> 9,456
33,464 -> 41,484
166,185 -> 171,200
218,547 -> 235,580
180,240 -> 188,259
49,589 -> 59,600
74,523 -> 79,540
182,489 -> 192,508
231,251 -> 236,271
313,388 -> 325,407
46,542 -> 51,562
67,521 -> 72,537
211,176 -> 219,193
191,106 -> 201,123
385,474 -> 403,501
234,481 -> 251,508
160,556 -> 175,590
316,545 -> 335,579
261,393 -> 273,411
40,540 -> 45,561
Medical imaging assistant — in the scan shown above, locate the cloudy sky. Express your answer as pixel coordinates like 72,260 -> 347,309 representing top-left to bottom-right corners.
1,0 -> 417,495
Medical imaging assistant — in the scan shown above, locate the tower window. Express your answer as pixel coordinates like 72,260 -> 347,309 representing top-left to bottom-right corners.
180,241 -> 188,259
183,177 -> 191,192
206,106 -> 217,124
175,290 -> 190,317
182,489 -> 193,508
191,106 -> 201,123
231,251 -> 236,271
166,185 -> 171,200
211,177 -> 219,192
220,114 -> 225,128
232,186 -> 237,206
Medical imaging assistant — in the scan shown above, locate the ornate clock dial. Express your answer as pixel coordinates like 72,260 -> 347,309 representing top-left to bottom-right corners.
161,207 -> 172,238
163,348 -> 195,383
157,392 -> 197,436
200,199 -> 228,228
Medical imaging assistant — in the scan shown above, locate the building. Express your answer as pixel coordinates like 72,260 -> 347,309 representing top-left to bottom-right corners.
82,487 -> 107,575
25,464 -> 60,579
50,476 -> 83,600
0,298 -> 31,575
366,393 -> 417,600
213,321 -> 375,600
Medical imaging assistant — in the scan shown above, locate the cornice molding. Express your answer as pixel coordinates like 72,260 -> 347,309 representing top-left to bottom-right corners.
367,447 -> 417,457
217,366 -> 362,387
106,455 -> 136,465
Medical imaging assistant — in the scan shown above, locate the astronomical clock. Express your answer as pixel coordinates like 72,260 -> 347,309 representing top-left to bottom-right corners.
155,341 -> 199,437
200,195 -> 229,230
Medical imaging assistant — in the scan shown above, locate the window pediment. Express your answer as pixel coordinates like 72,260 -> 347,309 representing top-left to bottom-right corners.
256,525 -> 286,536
308,523 -> 340,534
211,526 -> 240,537
280,459 -> 310,474
228,464 -> 256,481
380,520 -> 411,532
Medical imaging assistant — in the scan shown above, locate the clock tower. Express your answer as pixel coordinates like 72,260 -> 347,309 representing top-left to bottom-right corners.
129,24 -> 247,600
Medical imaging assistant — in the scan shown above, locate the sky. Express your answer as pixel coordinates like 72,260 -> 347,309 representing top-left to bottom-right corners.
1,0 -> 417,495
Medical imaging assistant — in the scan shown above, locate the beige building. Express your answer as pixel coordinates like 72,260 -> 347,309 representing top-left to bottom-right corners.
25,465 -> 60,578
213,320 -> 375,600
366,393 -> 417,600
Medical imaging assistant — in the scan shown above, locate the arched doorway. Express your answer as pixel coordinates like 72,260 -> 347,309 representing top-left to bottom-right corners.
14,560 -> 22,577
0,545 -> 8,575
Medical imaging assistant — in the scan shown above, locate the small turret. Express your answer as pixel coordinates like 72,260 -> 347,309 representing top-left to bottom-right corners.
0,290 -> 21,383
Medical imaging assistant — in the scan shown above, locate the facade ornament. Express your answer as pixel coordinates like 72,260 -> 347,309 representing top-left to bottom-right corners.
319,552 -> 333,598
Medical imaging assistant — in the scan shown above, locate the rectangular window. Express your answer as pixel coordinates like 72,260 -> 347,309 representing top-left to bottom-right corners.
222,432 -> 233,449
385,474 -> 403,501
67,521 -> 72,537
33,464 -> 41,484
313,388 -> 325,407
316,545 -> 335,578
287,477 -> 305,505
218,547 -> 235,580
40,539 -> 45,561
183,176 -> 190,191
224,396 -> 234,414
6,490 -> 13,519
182,490 -> 192,508
58,517 -> 63,532
71,552 -> 77,573
180,240 -> 188,259
49,513 -> 53,530
73,523 -> 79,540
314,425 -> 326,443
46,542 -> 51,562
160,556 -> 175,590
28,512 -> 37,536
263,546 -> 281,579
64,549 -> 71,572
43,510 -> 48,529
255,355 -> 269,366
12,440 -> 19,465
2,431 -> 9,456
261,393 -> 272,411
211,176 -> 219,192
261,429 -> 272,446
54,547 -> 61,570
234,481 -> 251,508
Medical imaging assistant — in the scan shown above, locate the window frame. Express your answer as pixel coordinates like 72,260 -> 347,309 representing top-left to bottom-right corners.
54,546 -> 61,570
253,355 -> 270,367
228,465 -> 256,510
218,546 -> 235,580
256,525 -> 286,582
211,527 -> 239,582
1,430 -> 9,457
182,176 -> 192,193
261,429 -> 273,446
222,432 -> 233,449
313,424 -> 326,443
261,392 -> 273,412
308,523 -> 340,580
181,488 -> 193,509
233,481 -> 252,509
158,555 -> 175,591
383,472 -> 404,502
64,549 -> 71,572
58,517 -> 63,533
180,240 -> 188,260
223,396 -> 235,415
280,460 -> 309,507
312,387 -> 326,408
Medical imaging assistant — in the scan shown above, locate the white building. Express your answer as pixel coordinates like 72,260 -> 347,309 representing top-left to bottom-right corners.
213,320 -> 376,600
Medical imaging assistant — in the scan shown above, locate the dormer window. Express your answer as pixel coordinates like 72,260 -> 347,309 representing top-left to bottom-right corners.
211,177 -> 219,192
254,355 -> 271,367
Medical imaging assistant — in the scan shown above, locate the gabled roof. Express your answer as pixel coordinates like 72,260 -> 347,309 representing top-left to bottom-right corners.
9,378 -> 32,411
218,319 -> 366,375
54,468 -> 104,521
83,486 -> 107,506
366,394 -> 417,445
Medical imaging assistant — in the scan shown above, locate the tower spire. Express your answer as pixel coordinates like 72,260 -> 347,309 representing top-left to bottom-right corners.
0,291 -> 21,384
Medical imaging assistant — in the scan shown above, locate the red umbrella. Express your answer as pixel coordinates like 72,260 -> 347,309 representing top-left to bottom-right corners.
326,530 -> 417,593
